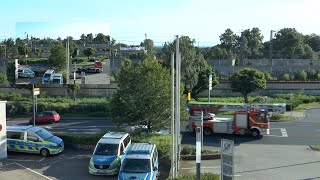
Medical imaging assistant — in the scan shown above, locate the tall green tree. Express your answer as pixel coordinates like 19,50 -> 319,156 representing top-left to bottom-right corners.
229,68 -> 266,103
83,47 -> 95,60
110,58 -> 189,132
304,34 -> 320,52
140,39 -> 156,58
63,37 -> 78,58
219,28 -> 237,59
273,28 -> 314,59
17,44 -> 30,56
48,44 -> 66,70
162,36 -> 215,95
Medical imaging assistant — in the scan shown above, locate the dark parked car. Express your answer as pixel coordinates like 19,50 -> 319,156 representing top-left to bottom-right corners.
29,111 -> 61,124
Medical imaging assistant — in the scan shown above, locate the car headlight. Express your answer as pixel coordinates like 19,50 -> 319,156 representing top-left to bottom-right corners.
89,159 -> 94,168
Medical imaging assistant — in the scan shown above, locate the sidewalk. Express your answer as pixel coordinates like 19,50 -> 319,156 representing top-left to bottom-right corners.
7,116 -> 111,121
283,111 -> 306,118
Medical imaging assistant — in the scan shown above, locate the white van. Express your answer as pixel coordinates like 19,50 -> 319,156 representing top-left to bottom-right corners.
42,70 -> 55,84
52,73 -> 63,84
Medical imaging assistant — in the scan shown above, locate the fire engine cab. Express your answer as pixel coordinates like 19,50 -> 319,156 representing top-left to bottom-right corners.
190,108 -> 270,138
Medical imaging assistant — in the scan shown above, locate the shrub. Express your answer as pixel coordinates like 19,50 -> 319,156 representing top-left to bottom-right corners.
282,73 -> 290,81
270,114 -> 284,120
295,70 -> 307,81
0,72 -> 8,83
181,145 -> 218,155
132,134 -> 172,160
168,173 -> 220,180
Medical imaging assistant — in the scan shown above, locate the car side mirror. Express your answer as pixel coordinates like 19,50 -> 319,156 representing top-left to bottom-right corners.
153,166 -> 158,171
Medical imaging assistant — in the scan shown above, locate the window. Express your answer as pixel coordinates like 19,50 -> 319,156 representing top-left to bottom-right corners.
35,129 -> 53,140
152,147 -> 158,166
123,135 -> 131,148
121,159 -> 151,173
94,143 -> 119,155
256,113 -> 267,121
120,143 -> 124,155
7,131 -> 24,140
27,132 -> 39,142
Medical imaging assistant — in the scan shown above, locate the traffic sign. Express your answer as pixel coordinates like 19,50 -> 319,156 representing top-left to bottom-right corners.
33,87 -> 40,96
221,139 -> 234,180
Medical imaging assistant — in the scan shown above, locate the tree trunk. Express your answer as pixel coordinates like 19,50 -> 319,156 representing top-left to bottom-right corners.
243,93 -> 249,103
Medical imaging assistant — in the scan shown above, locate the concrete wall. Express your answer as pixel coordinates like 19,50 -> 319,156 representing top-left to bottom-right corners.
198,81 -> 320,97
208,59 -> 319,77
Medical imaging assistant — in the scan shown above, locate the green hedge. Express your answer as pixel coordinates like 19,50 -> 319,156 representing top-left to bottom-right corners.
5,96 -> 110,116
168,173 -> 219,180
132,134 -> 172,160
181,145 -> 218,155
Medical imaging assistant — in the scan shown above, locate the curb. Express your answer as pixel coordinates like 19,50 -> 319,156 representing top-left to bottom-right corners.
180,154 -> 221,161
66,143 -> 95,151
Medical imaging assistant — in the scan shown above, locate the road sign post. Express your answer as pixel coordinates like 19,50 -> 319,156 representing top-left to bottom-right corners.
209,74 -> 212,102
221,139 -> 234,180
33,86 -> 40,126
290,91 -> 293,117
196,127 -> 201,180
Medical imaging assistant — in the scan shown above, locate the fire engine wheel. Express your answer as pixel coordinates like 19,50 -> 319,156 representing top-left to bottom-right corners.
251,129 -> 260,138
95,69 -> 100,73
203,128 -> 213,136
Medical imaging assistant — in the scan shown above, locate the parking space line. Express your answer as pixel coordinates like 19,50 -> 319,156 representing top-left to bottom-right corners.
0,162 -> 16,167
38,157 -> 45,162
15,163 -> 53,180
7,159 -> 35,162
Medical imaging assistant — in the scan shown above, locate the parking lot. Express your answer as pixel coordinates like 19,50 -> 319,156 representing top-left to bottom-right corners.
0,144 -> 170,180
0,146 -> 116,180
15,60 -> 110,85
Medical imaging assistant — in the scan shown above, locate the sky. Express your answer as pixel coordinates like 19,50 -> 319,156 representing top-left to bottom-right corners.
0,0 -> 319,47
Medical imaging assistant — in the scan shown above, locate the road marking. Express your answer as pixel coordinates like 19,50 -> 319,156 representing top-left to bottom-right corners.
180,166 -> 220,170
14,163 -> 53,180
38,157 -> 45,162
280,128 -> 288,137
264,128 -> 288,137
0,162 -> 16,167
7,158 -> 35,162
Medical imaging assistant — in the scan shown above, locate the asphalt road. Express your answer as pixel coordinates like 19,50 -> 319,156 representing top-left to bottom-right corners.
7,108 -> 320,146
182,108 -> 320,147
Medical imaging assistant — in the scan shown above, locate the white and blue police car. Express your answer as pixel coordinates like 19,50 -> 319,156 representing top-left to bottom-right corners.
118,143 -> 159,180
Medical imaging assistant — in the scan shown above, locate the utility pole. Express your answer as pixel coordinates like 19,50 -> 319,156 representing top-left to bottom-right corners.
269,30 -> 275,66
32,84 -> 35,126
171,52 -> 176,179
66,37 -> 70,84
175,35 -> 180,175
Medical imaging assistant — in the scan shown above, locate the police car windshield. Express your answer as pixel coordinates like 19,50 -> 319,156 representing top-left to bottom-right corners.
44,74 -> 51,78
35,129 -> 53,140
94,143 -> 118,155
121,159 -> 150,173
52,79 -> 61,84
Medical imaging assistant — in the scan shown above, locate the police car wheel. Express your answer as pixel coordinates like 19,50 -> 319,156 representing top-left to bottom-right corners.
40,148 -> 49,157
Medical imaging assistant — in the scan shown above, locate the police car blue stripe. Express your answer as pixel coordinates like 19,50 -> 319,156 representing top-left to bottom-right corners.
10,145 -> 15,149
19,146 -> 24,149
28,146 -> 33,150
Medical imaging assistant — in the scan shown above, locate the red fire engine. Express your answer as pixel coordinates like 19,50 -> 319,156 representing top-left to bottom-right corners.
190,108 -> 270,138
